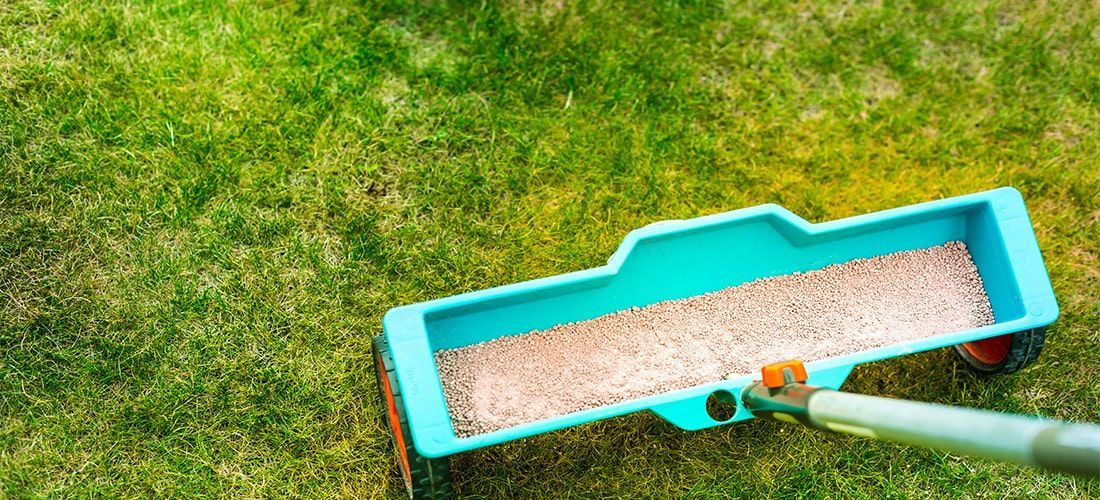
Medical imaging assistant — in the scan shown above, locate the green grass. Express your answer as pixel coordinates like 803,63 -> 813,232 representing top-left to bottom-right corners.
2,0 -> 1098,496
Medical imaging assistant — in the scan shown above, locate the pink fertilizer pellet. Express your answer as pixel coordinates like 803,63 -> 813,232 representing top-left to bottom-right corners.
435,242 -> 995,437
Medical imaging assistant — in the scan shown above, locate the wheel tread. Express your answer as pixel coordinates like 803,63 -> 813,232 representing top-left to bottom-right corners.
954,327 -> 1047,375
373,336 -> 454,499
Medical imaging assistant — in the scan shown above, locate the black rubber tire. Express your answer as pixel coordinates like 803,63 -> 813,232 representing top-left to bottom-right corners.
373,336 -> 454,499
953,327 -> 1046,375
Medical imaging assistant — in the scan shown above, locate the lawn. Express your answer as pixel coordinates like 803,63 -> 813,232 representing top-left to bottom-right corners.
1,0 -> 1098,497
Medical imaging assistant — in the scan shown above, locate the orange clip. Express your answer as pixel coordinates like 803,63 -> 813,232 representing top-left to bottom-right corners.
761,360 -> 808,389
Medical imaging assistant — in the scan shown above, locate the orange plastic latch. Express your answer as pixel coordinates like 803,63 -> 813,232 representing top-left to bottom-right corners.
761,360 -> 808,389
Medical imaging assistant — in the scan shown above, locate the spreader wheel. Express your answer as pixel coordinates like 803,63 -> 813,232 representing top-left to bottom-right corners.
373,336 -> 454,499
953,328 -> 1046,375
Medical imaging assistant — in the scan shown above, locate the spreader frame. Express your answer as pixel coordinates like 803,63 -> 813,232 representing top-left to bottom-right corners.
382,187 -> 1058,458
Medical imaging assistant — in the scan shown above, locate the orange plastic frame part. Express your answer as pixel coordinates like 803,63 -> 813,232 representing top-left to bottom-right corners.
761,360 -> 809,389
377,355 -> 413,487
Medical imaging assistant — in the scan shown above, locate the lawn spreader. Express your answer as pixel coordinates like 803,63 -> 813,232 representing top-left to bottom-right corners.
373,187 -> 1098,498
